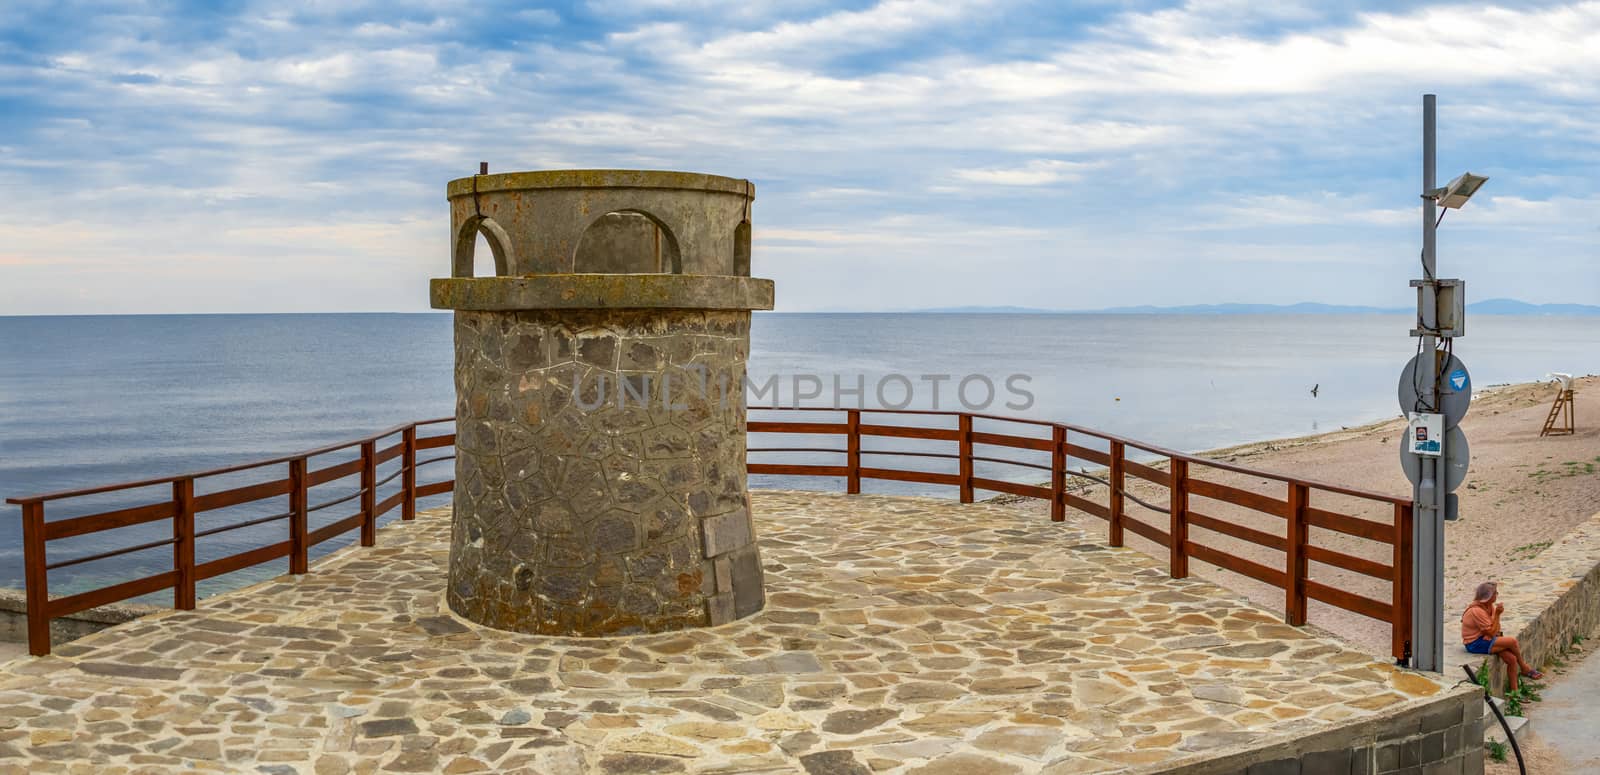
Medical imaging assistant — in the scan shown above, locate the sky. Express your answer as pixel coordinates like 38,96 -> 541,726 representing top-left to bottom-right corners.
0,0 -> 1597,314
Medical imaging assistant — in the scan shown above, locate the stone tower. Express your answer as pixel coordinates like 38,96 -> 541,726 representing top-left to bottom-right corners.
430,170 -> 773,636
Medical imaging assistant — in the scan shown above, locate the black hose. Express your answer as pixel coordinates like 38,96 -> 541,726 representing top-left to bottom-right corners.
1462,664 -> 1526,775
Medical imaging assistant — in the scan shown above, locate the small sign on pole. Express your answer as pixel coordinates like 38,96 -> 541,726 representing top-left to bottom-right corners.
1407,413 -> 1443,457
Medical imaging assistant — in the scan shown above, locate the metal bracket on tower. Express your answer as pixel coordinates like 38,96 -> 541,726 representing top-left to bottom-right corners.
1409,278 -> 1465,338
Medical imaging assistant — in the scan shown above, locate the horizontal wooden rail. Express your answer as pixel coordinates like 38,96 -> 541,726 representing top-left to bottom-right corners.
415,433 -> 455,450
308,458 -> 363,487
1187,510 -> 1286,551
1121,459 -> 1168,487
1187,478 -> 1288,518
42,501 -> 175,541
195,478 -> 291,513
856,467 -> 961,487
1304,544 -> 1394,580
1305,507 -> 1394,544
1305,579 -> 1393,622
415,480 -> 454,498
859,423 -> 959,441
970,477 -> 1051,500
747,463 -> 849,477
375,442 -> 404,465
1121,515 -> 1171,547
197,541 -> 292,581
7,418 -> 455,656
747,421 -> 846,434
1065,493 -> 1110,521
47,571 -> 180,619
1186,540 -> 1287,588
308,513 -> 365,547
970,431 -> 1051,451
1064,443 -> 1110,466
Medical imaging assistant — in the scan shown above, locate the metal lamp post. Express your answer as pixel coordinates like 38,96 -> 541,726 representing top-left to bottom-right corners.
1406,94 -> 1486,672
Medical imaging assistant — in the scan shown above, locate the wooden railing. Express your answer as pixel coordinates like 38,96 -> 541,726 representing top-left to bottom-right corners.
8,408 -> 1413,663
5,418 -> 456,656
747,407 -> 1415,661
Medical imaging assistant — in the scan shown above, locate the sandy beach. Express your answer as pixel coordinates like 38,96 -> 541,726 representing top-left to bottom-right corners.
1009,375 -> 1600,658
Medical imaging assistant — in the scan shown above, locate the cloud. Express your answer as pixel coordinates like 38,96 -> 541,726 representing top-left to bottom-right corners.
950,159 -> 1101,186
706,0 -> 1005,58
1194,193 -> 1413,229
0,0 -> 1597,314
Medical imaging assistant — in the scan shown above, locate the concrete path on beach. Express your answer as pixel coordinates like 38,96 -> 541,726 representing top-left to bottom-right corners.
1526,635 -> 1600,771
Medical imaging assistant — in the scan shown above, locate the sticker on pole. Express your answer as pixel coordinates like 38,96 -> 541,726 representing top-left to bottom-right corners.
1397,353 -> 1472,429
1400,424 -> 1470,493
1407,413 -> 1443,456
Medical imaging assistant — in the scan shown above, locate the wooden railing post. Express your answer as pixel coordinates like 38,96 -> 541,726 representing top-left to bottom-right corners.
958,414 -> 974,503
846,410 -> 861,495
20,501 -> 51,656
1393,502 -> 1414,662
1168,458 -> 1188,578
1286,482 -> 1309,626
289,457 -> 308,574
360,441 -> 377,547
1108,441 -> 1125,547
402,426 -> 418,520
173,478 -> 196,610
1050,426 -> 1066,522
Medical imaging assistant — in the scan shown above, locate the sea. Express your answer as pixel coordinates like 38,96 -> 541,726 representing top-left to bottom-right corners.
2,312 -> 1596,599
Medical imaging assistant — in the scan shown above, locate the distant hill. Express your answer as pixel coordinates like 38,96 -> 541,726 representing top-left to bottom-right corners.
1092,302 -> 1396,315
909,305 -> 1062,314
904,299 -> 1600,315
1467,298 -> 1600,316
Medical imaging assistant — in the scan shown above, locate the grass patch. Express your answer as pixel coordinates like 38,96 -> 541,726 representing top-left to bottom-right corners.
1504,681 -> 1542,717
1488,740 -> 1509,763
1508,540 -> 1552,561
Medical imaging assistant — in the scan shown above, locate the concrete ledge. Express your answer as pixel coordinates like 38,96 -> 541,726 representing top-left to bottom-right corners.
1152,686 -> 1484,775
446,169 -> 752,198
0,586 -> 162,648
430,274 -> 775,311
1448,510 -> 1600,694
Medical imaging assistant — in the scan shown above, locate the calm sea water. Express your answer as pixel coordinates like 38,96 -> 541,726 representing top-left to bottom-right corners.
2,313 -> 1597,598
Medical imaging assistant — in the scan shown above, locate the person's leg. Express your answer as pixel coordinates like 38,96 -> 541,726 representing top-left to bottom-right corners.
1496,647 -> 1520,691
1505,636 -> 1535,674
1492,636 -> 1538,678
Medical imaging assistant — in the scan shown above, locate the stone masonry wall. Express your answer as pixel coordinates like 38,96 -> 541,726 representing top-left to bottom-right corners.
447,308 -> 763,636
0,587 -> 160,647
1154,686 -> 1484,775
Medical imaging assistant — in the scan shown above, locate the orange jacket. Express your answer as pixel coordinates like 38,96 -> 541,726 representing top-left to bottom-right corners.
1461,601 -> 1496,644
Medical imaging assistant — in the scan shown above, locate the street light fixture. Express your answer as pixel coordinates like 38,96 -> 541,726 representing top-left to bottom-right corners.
1430,172 -> 1489,209
1406,96 -> 1488,675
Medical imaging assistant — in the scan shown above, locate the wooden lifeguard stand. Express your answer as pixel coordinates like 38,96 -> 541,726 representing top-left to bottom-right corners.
1540,374 -> 1575,436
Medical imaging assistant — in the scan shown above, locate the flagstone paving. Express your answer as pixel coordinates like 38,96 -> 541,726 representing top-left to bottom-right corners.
0,491 -> 1454,774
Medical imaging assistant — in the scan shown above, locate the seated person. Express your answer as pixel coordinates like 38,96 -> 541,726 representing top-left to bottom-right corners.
1462,581 -> 1543,691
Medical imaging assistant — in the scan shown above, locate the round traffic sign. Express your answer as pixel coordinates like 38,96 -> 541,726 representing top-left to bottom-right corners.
1398,353 -> 1472,429
1399,424 -> 1469,492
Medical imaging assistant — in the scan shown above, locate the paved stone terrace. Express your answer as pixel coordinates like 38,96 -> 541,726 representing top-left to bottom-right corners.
0,492 -> 1454,774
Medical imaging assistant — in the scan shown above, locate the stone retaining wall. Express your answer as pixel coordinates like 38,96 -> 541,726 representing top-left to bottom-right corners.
0,587 -> 160,647
1447,510 -> 1600,693
1154,687 -> 1484,775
